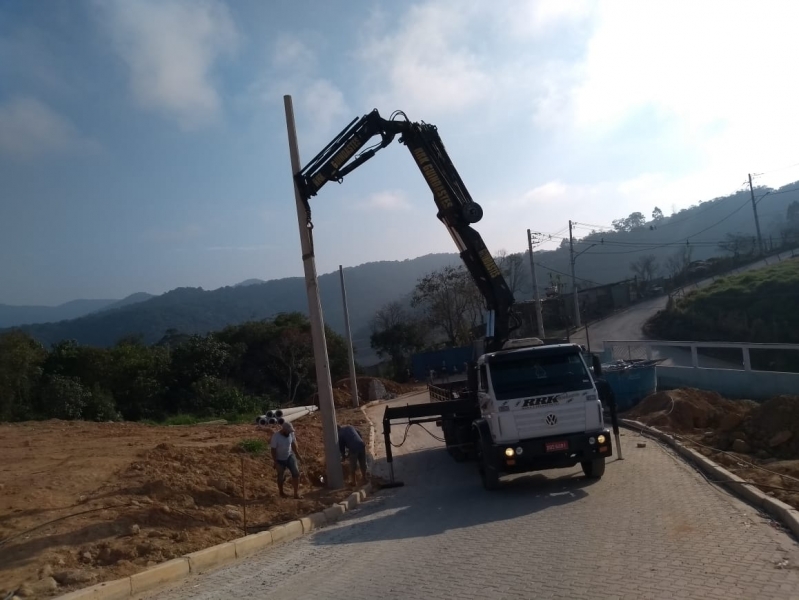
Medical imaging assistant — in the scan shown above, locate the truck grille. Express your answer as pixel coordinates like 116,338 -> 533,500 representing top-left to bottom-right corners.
513,404 -> 586,439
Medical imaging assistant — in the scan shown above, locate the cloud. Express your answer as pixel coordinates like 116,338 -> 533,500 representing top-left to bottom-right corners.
0,97 -> 99,159
356,2 -> 491,117
247,34 -> 349,142
95,0 -> 239,130
271,34 -> 316,71
358,191 -> 412,211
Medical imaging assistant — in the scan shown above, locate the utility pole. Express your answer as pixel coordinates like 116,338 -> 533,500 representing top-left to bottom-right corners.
526,229 -> 545,338
284,95 -> 344,490
339,265 -> 359,408
568,220 -> 581,328
748,173 -> 764,255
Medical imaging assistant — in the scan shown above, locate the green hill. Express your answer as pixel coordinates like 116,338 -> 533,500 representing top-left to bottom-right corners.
646,257 -> 799,344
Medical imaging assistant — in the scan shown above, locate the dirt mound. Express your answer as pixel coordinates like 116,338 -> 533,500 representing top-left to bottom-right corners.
0,409 -> 367,598
307,388 -> 352,409
743,395 -> 799,459
626,388 -> 757,434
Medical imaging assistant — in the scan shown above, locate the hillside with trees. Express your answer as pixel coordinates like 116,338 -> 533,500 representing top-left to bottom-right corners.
6,183 -> 799,367
5,254 -> 462,357
646,258 -> 799,347
0,313 -> 349,423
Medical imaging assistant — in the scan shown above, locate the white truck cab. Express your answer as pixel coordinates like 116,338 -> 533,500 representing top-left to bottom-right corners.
472,338 -> 612,489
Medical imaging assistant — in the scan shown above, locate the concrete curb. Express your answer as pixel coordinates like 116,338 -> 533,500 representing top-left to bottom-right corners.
621,418 -> 799,540
52,482 -> 376,600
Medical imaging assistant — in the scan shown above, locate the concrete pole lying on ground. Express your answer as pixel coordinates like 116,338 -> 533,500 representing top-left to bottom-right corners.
283,95 -> 344,490
339,265 -> 359,408
275,405 -> 318,418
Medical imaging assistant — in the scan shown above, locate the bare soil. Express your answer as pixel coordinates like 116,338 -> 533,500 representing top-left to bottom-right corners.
625,388 -> 799,511
0,408 -> 368,598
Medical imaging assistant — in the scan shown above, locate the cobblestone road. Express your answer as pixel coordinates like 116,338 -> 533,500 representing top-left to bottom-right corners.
145,393 -> 799,600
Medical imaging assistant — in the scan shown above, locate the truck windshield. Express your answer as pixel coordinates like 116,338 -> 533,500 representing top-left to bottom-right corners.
488,352 -> 593,400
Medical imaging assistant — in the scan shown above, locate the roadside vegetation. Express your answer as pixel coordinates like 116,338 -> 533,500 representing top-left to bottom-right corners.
0,312 -> 351,423
645,257 -> 799,371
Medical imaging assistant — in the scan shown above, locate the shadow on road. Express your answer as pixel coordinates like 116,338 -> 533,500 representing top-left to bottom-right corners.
311,446 -> 602,545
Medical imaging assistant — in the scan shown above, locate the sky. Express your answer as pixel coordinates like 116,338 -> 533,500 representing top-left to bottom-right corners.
3,0 -> 799,305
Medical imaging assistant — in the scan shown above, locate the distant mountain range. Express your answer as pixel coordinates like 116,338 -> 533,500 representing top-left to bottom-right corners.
0,292 -> 155,328
5,254 -> 462,364
4,180 -> 798,366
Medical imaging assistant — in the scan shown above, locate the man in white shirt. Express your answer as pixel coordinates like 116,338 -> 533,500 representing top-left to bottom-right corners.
270,422 -> 303,499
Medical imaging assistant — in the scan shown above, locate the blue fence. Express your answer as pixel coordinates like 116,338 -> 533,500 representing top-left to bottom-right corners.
411,346 -> 473,381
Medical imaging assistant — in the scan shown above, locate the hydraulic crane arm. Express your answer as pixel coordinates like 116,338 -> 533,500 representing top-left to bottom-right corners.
295,109 -> 516,351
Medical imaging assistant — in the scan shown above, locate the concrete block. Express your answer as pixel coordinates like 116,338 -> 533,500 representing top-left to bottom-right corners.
130,558 -> 189,595
268,524 -> 288,543
728,482 -> 769,508
782,509 -> 799,539
233,531 -> 273,558
54,577 -> 132,600
283,520 -> 303,541
762,497 -> 798,523
323,504 -> 346,522
185,541 -> 236,574
339,494 -> 358,511
301,511 -> 327,533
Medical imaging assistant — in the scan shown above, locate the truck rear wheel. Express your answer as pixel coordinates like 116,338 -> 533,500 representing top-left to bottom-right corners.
581,457 -> 606,479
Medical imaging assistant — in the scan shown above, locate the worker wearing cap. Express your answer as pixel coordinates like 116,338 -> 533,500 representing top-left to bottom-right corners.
270,422 -> 303,499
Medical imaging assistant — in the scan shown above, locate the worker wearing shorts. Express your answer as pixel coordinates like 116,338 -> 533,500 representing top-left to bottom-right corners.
338,424 -> 367,486
270,422 -> 303,499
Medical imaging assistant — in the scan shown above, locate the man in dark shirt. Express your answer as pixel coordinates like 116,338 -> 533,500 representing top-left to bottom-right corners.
338,424 -> 367,486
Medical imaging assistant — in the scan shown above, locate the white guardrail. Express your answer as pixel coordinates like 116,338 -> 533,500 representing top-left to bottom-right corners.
603,340 -> 799,373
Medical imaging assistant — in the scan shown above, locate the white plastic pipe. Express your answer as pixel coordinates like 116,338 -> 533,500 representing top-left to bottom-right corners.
266,410 -> 275,418
275,405 -> 317,418
256,415 -> 269,426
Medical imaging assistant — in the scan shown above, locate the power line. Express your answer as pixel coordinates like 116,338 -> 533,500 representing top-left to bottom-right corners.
534,262 -> 600,286
751,161 -> 799,176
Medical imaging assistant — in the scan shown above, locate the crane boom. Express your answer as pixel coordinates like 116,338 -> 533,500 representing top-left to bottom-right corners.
295,109 -> 515,351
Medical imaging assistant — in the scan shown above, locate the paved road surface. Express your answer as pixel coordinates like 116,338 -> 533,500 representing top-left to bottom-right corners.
145,393 -> 799,600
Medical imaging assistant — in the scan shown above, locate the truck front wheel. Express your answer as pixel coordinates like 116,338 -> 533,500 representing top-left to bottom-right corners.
476,439 -> 500,491
581,457 -> 606,479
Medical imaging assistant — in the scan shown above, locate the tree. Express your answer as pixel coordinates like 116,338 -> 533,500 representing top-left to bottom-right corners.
412,266 -> 481,346
630,254 -> 659,282
369,302 -> 427,377
215,313 -> 350,405
494,249 -> 527,297
0,331 -> 47,420
718,233 -> 755,260
787,200 -> 799,224
612,211 -> 647,232
652,207 -> 664,221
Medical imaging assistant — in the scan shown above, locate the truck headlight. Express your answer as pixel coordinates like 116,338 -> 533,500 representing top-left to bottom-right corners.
516,447 -> 524,455
589,437 -> 596,445
504,447 -> 515,457
598,434 -> 606,444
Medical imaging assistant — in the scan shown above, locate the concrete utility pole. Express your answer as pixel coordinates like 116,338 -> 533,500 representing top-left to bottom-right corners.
283,95 -> 344,490
339,265 -> 359,408
568,220 -> 581,328
526,229 -> 545,338
748,173 -> 764,255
